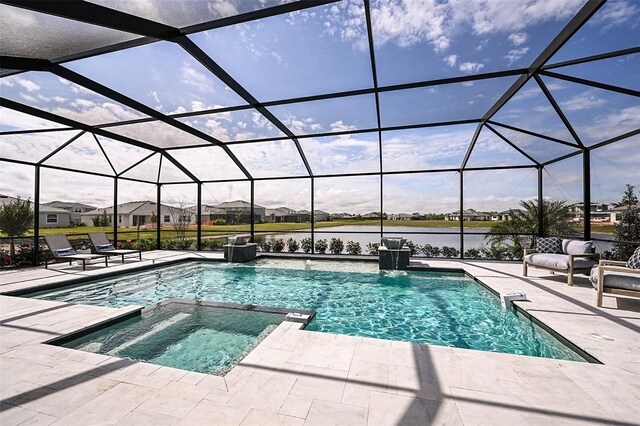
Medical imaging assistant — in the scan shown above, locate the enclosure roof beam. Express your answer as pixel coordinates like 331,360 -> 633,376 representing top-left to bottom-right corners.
539,70 -> 640,98
480,0 -> 605,123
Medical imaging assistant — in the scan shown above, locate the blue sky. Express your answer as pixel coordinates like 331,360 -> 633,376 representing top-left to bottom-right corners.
1,0 -> 638,213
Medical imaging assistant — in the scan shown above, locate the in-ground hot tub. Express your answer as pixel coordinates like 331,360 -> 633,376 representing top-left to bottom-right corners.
51,300 -> 310,374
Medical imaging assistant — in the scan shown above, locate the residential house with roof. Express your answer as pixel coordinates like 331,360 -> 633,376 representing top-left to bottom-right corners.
445,209 -> 491,221
81,201 -> 189,227
44,201 -> 96,224
491,210 -> 513,221
0,195 -> 71,229
390,213 -> 411,221
568,202 -> 612,223
609,202 -> 640,224
214,200 -> 266,223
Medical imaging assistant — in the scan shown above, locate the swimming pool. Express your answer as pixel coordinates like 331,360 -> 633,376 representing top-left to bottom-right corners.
31,260 -> 585,361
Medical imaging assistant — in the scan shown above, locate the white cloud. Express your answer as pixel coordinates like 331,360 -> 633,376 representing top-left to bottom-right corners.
508,32 -> 527,46
329,120 -> 357,133
180,63 -> 214,93
505,47 -> 529,65
559,91 -> 607,111
459,62 -> 484,73
444,54 -> 457,67
591,0 -> 639,31
15,77 -> 40,92
149,91 -> 161,104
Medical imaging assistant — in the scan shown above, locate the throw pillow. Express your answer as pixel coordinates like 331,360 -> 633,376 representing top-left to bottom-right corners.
97,244 -> 115,251
562,239 -> 594,255
54,247 -> 77,257
627,246 -> 640,269
536,237 -> 563,254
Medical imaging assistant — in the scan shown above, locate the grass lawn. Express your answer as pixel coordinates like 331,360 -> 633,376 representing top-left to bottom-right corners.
4,219 -> 614,239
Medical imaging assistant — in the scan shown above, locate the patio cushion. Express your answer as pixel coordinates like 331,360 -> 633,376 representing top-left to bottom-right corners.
536,237 -> 562,254
562,239 -> 593,255
590,266 -> 640,292
97,244 -> 115,251
627,246 -> 640,269
525,253 -> 595,271
53,247 -> 76,257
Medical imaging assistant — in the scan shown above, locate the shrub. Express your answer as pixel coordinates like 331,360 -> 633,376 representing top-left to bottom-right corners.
345,241 -> 362,255
464,248 -> 483,259
366,242 -> 379,255
441,246 -> 460,258
272,238 -> 285,253
213,218 -> 226,225
287,238 -> 299,252
132,238 -> 155,251
161,238 -> 191,250
300,237 -> 312,253
329,238 -> 344,254
259,241 -> 272,252
315,238 -> 328,254
405,240 -> 417,256
202,238 -> 224,250
421,244 -> 441,258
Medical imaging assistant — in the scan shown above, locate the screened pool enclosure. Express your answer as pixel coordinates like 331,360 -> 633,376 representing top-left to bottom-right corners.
0,0 -> 638,264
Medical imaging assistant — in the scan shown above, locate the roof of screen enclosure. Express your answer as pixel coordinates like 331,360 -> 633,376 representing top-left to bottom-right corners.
0,0 -> 638,186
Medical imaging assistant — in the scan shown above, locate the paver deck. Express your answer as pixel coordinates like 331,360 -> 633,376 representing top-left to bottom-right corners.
1,252 -> 638,425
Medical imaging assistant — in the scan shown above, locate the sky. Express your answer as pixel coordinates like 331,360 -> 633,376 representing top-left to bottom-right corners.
0,0 -> 638,214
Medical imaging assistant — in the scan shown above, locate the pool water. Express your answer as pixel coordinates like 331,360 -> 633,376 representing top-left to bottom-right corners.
35,260 -> 584,361
60,302 -> 283,374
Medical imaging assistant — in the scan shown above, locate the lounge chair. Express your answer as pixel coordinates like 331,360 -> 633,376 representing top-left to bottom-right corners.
88,232 -> 142,263
43,234 -> 108,271
591,247 -> 640,307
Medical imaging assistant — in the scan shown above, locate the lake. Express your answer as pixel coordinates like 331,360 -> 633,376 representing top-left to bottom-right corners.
253,225 -> 613,254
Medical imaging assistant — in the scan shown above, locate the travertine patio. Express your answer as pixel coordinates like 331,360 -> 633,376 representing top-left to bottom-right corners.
1,252 -> 638,425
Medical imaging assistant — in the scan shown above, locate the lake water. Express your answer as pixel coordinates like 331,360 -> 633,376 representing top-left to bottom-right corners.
254,225 -> 613,254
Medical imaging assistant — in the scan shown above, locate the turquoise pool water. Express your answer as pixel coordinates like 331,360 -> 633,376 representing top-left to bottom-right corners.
60,302 -> 283,374
34,260 -> 584,361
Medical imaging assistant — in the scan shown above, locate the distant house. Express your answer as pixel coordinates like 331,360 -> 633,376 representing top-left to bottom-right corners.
362,212 -> 380,219
0,194 -> 71,229
568,202 -> 611,223
390,213 -> 411,221
44,201 -> 96,224
314,210 -> 331,222
81,201 -> 189,227
332,212 -> 354,219
609,202 -> 640,224
491,210 -> 513,221
446,209 -> 491,221
214,200 -> 266,223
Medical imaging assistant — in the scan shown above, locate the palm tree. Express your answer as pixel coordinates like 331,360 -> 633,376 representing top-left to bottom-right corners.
486,199 -> 577,254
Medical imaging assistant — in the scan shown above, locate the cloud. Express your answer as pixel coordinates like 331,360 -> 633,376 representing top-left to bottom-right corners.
559,91 -> 607,111
459,62 -> 484,73
15,77 -> 41,92
444,54 -> 457,67
505,47 -> 529,65
329,120 -> 357,133
508,32 -> 527,46
591,0 -> 639,32
180,63 -> 214,93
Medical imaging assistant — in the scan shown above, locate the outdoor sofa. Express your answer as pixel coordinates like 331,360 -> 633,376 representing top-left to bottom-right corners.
522,237 -> 597,285
590,247 -> 640,307
88,232 -> 142,263
43,234 -> 108,271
